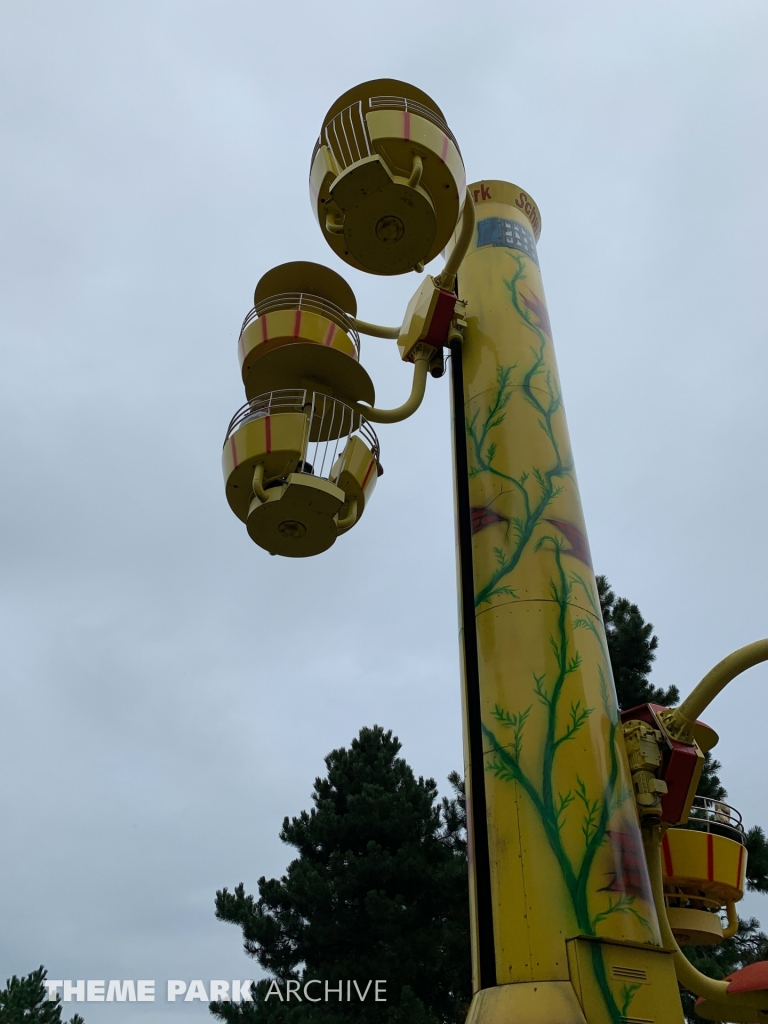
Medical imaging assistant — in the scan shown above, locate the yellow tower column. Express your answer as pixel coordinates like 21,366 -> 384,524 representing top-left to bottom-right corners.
450,181 -> 683,1024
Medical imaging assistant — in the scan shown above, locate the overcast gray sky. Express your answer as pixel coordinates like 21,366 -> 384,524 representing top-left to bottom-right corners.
2,1 -> 768,1020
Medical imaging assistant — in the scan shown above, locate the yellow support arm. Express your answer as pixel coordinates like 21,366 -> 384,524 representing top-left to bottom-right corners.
645,825 -> 768,1019
662,638 -> 768,743
352,318 -> 400,339
252,463 -> 269,504
723,900 -> 739,940
353,188 -> 476,340
350,347 -> 430,424
408,153 -> 424,189
435,188 -> 476,293
335,499 -> 358,531
645,825 -> 730,1000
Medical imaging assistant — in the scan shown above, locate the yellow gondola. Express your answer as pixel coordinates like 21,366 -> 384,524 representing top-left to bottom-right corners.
222,390 -> 380,557
310,80 -> 466,275
238,261 -> 374,407
663,797 -> 747,946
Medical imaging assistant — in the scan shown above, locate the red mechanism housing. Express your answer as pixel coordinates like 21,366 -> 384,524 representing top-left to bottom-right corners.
620,702 -> 704,826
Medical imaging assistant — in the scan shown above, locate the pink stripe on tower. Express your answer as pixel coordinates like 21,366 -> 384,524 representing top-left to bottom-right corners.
323,322 -> 335,347
441,134 -> 449,161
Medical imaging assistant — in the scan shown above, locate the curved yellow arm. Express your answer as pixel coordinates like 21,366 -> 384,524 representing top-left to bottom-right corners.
335,499 -> 358,532
408,153 -> 424,189
645,825 -> 768,1020
435,188 -> 476,293
645,825 -> 730,1001
353,189 -> 476,341
352,318 -> 400,340
350,348 -> 430,424
252,463 -> 268,504
662,639 -> 768,742
723,900 -> 739,940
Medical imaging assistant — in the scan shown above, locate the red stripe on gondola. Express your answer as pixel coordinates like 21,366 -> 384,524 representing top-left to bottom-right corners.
737,843 -> 745,889
265,416 -> 271,454
403,111 -> 410,140
441,134 -> 449,161
707,833 -> 715,881
293,309 -> 302,337
324,321 -> 335,346
361,457 -> 376,491
662,834 -> 674,877
229,436 -> 238,469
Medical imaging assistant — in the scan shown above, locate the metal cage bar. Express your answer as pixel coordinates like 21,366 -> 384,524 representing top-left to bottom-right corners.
224,390 -> 381,472
311,94 -> 461,178
239,293 -> 360,358
686,796 -> 745,844
367,94 -> 461,154
323,100 -> 371,172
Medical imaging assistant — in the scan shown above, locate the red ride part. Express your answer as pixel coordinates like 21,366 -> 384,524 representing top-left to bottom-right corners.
423,288 -> 457,347
620,703 -> 705,826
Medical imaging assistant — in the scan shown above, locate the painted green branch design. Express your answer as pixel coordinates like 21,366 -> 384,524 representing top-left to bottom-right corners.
470,251 -> 650,1021
483,548 -> 648,1022
491,704 -> 531,763
620,983 -> 643,1018
466,253 -> 573,607
483,545 -> 638,930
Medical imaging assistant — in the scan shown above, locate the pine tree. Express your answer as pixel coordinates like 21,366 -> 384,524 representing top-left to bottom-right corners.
215,582 -> 766,1024
211,726 -> 471,1023
746,828 -> 768,894
696,753 -> 727,801
0,967 -> 84,1024
596,575 -> 679,708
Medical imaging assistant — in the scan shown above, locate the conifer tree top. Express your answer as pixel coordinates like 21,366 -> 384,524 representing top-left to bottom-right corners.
0,967 -> 84,1024
213,726 -> 471,1023
597,575 -> 680,710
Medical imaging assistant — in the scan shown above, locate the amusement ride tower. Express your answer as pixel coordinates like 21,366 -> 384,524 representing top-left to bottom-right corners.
221,79 -> 768,1024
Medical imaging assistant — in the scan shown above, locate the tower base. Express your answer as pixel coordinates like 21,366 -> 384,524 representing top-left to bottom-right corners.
466,982 -> 586,1024
465,940 -> 684,1024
